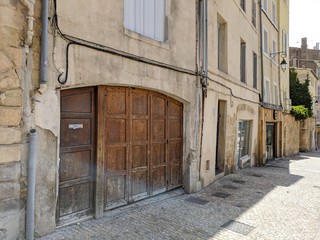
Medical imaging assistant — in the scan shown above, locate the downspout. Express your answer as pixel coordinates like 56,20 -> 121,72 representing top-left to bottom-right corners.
39,0 -> 49,91
26,129 -> 37,240
198,0 -> 208,182
259,0 -> 265,103
259,0 -> 265,165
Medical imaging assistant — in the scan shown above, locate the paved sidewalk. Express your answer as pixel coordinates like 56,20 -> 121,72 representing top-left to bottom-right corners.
39,152 -> 320,240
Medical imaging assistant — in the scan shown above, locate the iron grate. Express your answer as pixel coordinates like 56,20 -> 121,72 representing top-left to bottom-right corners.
231,180 -> 246,184
212,192 -> 231,199
222,185 -> 239,190
251,173 -> 263,177
185,197 -> 209,205
221,220 -> 255,235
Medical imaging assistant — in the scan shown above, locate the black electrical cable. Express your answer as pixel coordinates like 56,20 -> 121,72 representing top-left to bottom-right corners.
53,0 -> 261,107
53,0 -> 197,85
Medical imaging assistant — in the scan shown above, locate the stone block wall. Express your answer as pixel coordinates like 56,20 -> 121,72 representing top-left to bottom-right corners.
300,117 -> 316,152
283,114 -> 300,157
0,1 -> 26,239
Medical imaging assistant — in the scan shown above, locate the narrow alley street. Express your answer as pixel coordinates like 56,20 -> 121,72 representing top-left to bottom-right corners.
39,152 -> 320,240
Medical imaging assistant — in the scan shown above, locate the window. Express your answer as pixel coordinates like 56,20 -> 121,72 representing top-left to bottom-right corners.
282,30 -> 288,54
274,84 -> 278,105
272,0 -> 277,24
240,0 -> 246,11
272,38 -> 277,63
263,29 -> 268,54
238,121 -> 251,159
124,0 -> 166,42
217,15 -> 227,73
252,0 -> 256,27
262,0 -> 268,11
253,52 -> 258,89
240,40 -> 246,83
265,78 -> 271,103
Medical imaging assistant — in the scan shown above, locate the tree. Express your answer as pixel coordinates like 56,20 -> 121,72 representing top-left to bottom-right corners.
289,68 -> 313,119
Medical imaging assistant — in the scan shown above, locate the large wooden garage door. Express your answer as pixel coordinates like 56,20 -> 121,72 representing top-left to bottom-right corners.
99,86 -> 183,210
58,87 -> 95,225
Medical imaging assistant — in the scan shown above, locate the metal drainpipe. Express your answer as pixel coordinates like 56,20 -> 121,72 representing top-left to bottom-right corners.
198,0 -> 208,182
259,0 -> 265,165
40,0 -> 48,85
259,0 -> 265,103
26,129 -> 37,240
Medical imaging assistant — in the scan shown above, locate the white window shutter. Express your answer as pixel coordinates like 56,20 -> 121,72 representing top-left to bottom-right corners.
124,0 -> 165,42
154,0 -> 165,41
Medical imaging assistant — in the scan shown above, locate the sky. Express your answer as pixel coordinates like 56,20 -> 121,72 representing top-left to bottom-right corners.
289,0 -> 320,48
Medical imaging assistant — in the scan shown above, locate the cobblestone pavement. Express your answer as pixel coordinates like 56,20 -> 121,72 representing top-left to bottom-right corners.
38,152 -> 320,240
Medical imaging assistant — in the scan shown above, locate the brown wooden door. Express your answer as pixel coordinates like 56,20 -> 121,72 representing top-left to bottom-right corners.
167,99 -> 183,189
102,87 -> 129,209
98,86 -> 183,210
58,87 -> 95,225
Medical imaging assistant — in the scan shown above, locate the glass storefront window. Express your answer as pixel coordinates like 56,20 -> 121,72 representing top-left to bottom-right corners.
238,120 -> 251,159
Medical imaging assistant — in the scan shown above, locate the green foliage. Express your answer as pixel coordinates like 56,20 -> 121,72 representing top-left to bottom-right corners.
291,105 -> 309,120
289,68 -> 313,118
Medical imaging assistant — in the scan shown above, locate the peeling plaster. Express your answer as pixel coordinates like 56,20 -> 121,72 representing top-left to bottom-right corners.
34,90 -> 59,136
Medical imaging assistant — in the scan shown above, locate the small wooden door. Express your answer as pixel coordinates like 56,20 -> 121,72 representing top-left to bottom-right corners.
58,87 -> 95,225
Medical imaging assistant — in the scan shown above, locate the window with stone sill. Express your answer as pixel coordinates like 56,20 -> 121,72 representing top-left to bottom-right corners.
124,0 -> 166,42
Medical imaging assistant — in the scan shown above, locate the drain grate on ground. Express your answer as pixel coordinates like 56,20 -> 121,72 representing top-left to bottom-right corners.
222,185 -> 239,190
185,197 -> 209,205
251,173 -> 263,177
231,180 -> 246,184
221,220 -> 255,235
212,192 -> 231,199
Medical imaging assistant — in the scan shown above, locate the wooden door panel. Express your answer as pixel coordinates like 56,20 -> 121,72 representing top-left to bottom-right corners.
106,90 -> 127,115
106,146 -> 126,172
131,171 -> 148,197
58,87 -> 95,225
60,119 -> 92,147
105,175 -> 126,203
152,119 -> 166,140
61,92 -> 92,113
151,95 -> 166,116
169,119 -> 182,139
132,92 -> 148,115
132,119 -> 148,141
59,182 -> 91,217
151,143 -> 165,165
132,145 -> 147,168
59,151 -> 91,182
152,167 -> 166,192
106,119 -> 127,143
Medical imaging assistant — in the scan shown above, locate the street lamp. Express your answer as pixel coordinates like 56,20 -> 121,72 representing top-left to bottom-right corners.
270,51 -> 287,72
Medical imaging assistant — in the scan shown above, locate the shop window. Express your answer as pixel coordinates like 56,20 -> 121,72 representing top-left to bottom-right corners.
238,120 -> 251,159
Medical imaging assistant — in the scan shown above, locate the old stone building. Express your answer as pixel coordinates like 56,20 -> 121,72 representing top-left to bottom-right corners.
257,0 -> 295,163
0,0 -> 295,239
